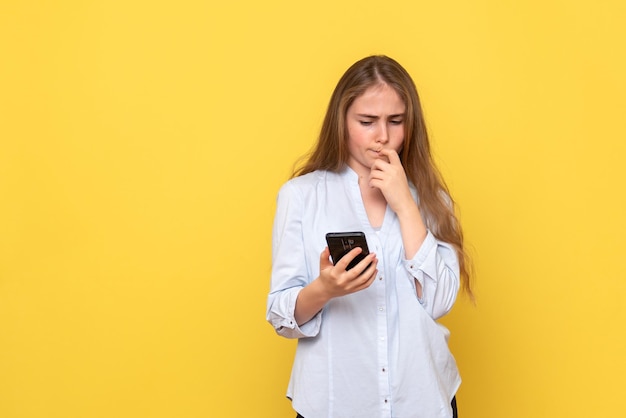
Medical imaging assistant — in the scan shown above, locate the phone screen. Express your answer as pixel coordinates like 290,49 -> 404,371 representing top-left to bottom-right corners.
325,232 -> 370,270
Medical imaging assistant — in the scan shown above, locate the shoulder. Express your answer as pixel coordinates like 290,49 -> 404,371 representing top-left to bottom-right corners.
286,170 -> 327,187
278,170 -> 339,196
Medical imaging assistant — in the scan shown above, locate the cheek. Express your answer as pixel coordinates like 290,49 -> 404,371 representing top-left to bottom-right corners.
346,131 -> 359,154
347,127 -> 367,147
392,128 -> 405,150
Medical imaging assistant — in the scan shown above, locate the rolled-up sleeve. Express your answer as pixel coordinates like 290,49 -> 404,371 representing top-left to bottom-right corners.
266,182 -> 322,339
267,287 -> 322,338
403,230 -> 460,319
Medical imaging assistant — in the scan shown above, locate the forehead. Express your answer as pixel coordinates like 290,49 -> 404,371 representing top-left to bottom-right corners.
349,83 -> 406,114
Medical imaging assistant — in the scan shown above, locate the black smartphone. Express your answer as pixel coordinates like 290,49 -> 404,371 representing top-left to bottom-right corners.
325,232 -> 370,271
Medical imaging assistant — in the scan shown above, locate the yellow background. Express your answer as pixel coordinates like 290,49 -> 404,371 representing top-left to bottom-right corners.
1,1 -> 625,417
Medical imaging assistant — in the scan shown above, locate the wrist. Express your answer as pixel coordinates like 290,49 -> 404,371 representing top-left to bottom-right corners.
310,276 -> 334,303
394,199 -> 420,220
295,278 -> 332,326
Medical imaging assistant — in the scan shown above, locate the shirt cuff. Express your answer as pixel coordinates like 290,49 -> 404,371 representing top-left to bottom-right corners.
268,287 -> 322,339
403,231 -> 437,279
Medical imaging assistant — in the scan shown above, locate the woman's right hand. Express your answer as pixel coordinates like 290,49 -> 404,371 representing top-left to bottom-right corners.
294,247 -> 378,325
317,246 -> 378,299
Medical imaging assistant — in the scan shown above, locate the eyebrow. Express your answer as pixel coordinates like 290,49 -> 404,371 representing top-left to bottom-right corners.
356,113 -> 405,119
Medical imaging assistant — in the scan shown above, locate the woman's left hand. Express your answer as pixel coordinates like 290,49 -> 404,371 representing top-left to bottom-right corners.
369,149 -> 415,214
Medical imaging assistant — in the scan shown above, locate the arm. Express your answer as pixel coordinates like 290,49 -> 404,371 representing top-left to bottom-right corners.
369,149 -> 427,297
370,150 -> 459,317
266,182 -> 318,338
393,197 -> 427,299
266,182 -> 378,338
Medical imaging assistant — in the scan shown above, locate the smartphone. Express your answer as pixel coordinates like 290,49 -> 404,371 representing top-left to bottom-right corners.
325,232 -> 370,271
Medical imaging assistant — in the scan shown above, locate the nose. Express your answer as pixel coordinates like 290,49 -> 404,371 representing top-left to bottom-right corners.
376,124 -> 389,144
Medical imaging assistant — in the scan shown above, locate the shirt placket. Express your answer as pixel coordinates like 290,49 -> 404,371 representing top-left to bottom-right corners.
373,235 -> 392,417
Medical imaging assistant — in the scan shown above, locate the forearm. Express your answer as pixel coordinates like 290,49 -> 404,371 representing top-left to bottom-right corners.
395,201 -> 428,299
395,200 -> 428,260
294,278 -> 332,326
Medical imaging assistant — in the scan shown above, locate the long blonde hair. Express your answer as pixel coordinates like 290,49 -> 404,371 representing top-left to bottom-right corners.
294,55 -> 473,296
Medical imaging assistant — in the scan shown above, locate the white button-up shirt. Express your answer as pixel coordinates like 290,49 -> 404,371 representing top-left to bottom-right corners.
267,167 -> 461,418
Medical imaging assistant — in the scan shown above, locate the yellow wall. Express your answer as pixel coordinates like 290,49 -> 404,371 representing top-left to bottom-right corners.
1,1 -> 625,417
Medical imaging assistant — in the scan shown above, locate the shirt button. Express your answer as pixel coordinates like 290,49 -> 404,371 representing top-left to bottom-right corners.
379,276 -> 383,281
379,307 -> 384,311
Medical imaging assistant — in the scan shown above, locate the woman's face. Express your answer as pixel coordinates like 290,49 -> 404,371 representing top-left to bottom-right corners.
345,83 -> 405,177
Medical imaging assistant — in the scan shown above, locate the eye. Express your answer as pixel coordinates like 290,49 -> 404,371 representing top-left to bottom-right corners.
390,119 -> 403,125
359,121 -> 373,126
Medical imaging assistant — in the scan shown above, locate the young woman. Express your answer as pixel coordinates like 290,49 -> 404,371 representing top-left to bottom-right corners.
267,55 -> 471,418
